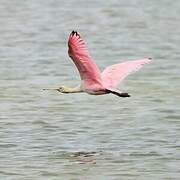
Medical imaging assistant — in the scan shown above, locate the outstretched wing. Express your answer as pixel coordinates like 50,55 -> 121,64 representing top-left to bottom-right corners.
68,31 -> 102,85
101,58 -> 151,88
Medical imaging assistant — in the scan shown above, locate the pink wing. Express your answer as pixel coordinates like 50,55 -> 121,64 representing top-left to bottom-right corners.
68,31 -> 102,86
101,58 -> 151,88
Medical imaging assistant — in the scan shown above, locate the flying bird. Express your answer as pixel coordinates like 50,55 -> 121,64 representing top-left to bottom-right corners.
44,31 -> 151,97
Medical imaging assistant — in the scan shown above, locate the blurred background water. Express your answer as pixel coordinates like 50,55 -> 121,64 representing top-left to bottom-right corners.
0,0 -> 180,179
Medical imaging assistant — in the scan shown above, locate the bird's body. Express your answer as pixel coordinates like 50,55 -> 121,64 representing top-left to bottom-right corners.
44,31 -> 151,97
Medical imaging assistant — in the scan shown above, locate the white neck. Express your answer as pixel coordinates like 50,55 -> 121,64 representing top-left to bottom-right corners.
63,86 -> 83,93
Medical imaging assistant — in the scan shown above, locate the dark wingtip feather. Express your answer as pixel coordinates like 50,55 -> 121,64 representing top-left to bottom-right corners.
71,30 -> 80,38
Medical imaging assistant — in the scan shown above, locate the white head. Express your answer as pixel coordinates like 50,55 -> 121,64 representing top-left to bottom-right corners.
43,86 -> 68,93
56,86 -> 67,93
43,85 -> 80,93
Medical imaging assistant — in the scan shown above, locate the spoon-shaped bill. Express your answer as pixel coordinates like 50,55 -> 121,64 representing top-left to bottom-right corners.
42,88 -> 59,91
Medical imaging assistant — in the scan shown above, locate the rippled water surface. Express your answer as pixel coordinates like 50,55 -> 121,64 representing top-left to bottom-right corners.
0,0 -> 180,179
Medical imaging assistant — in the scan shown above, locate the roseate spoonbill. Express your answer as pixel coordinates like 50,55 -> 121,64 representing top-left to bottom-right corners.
44,31 -> 151,97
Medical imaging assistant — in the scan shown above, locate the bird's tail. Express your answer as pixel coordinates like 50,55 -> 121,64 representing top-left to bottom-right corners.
106,89 -> 130,97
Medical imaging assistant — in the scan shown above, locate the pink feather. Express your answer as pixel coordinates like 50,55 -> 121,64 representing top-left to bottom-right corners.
68,31 -> 102,88
67,31 -> 151,97
101,59 -> 151,88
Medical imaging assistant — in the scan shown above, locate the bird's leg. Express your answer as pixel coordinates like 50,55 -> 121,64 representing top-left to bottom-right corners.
106,89 -> 130,97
